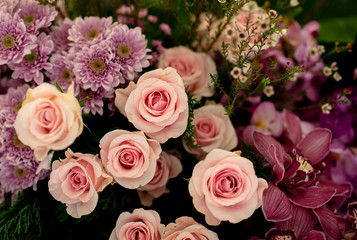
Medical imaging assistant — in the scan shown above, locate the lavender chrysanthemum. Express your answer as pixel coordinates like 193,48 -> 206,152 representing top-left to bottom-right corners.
108,24 -> 151,80
17,0 -> 58,35
79,87 -> 114,115
9,32 -> 53,85
50,18 -> 73,53
46,51 -> 78,93
0,152 -> 49,198
0,85 -> 50,199
0,12 -> 36,65
73,42 -> 122,92
0,0 -> 19,14
68,16 -> 113,47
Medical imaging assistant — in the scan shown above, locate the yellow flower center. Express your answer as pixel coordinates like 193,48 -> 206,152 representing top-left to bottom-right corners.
117,43 -> 132,58
86,28 -> 99,41
25,51 -> 37,64
23,14 -> 36,25
89,57 -> 106,74
255,119 -> 267,130
1,35 -> 15,49
13,167 -> 28,179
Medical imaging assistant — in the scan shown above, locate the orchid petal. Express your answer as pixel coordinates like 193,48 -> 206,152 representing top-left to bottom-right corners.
287,186 -> 336,209
303,230 -> 326,240
283,109 -> 302,145
313,206 -> 340,240
262,183 -> 292,222
296,129 -> 332,164
276,205 -> 317,240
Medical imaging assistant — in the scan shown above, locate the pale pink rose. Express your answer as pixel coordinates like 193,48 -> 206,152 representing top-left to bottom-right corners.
183,103 -> 238,158
48,149 -> 112,218
14,83 -> 83,161
115,68 -> 189,143
99,129 -> 161,189
164,216 -> 219,240
109,208 -> 165,240
158,46 -> 216,100
189,149 -> 268,225
137,151 -> 182,206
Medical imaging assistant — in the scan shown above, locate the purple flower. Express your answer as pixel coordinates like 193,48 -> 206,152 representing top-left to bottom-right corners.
73,42 -> 122,92
265,227 -> 326,240
46,51 -> 77,93
9,32 -> 53,85
253,109 -> 346,239
242,101 -> 283,144
0,85 -> 50,200
0,0 -> 19,14
108,24 -> 151,81
68,16 -> 113,47
17,0 -> 58,35
50,18 -> 73,53
79,87 -> 114,115
0,12 -> 36,65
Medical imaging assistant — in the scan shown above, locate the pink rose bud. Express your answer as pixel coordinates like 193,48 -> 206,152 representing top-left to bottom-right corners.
189,149 -> 268,225
109,208 -> 165,240
183,103 -> 238,158
160,23 -> 171,35
137,151 -> 182,206
99,129 -> 161,189
48,149 -> 112,218
158,46 -> 216,100
164,216 -> 219,240
115,68 -> 189,143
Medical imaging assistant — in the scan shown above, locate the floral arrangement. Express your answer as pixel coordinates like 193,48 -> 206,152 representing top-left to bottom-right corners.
0,0 -> 356,239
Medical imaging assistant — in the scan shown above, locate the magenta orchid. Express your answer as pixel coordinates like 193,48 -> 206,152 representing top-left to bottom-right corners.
253,109 -> 351,239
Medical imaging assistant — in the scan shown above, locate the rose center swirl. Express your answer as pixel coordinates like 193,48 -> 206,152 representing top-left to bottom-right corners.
145,90 -> 169,115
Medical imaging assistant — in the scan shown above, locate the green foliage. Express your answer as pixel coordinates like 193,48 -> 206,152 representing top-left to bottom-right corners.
182,88 -> 201,150
0,192 -> 42,240
240,139 -> 273,182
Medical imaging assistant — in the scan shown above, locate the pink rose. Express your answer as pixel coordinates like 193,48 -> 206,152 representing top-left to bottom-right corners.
137,151 -> 182,206
14,83 -> 83,161
183,103 -> 238,158
109,208 -> 165,240
189,149 -> 268,225
115,67 -> 189,143
158,46 -> 216,100
48,149 -> 112,218
163,216 -> 218,240
99,129 -> 161,189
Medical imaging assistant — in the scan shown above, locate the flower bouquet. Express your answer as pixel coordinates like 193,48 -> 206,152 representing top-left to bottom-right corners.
1,0 -> 357,239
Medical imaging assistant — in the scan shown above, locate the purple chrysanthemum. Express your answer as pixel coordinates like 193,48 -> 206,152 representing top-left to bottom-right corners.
0,84 -> 50,199
68,16 -> 113,47
108,24 -> 151,80
9,32 -> 53,85
0,152 -> 49,198
46,51 -> 78,93
0,12 -> 36,65
50,18 -> 73,53
73,42 -> 122,92
0,0 -> 19,14
79,87 -> 114,115
17,0 -> 58,35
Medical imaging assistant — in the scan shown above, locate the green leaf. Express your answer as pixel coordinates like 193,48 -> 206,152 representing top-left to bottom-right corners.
55,80 -> 64,93
318,16 -> 357,43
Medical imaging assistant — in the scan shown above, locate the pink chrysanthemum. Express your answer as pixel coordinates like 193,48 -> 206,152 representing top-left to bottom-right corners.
46,51 -> 78,93
79,87 -> 114,115
17,0 -> 58,35
50,18 -> 73,53
0,0 -> 19,14
0,12 -> 36,65
0,85 -> 50,200
108,24 -> 151,81
73,42 -> 122,92
68,16 -> 113,47
9,32 -> 53,85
